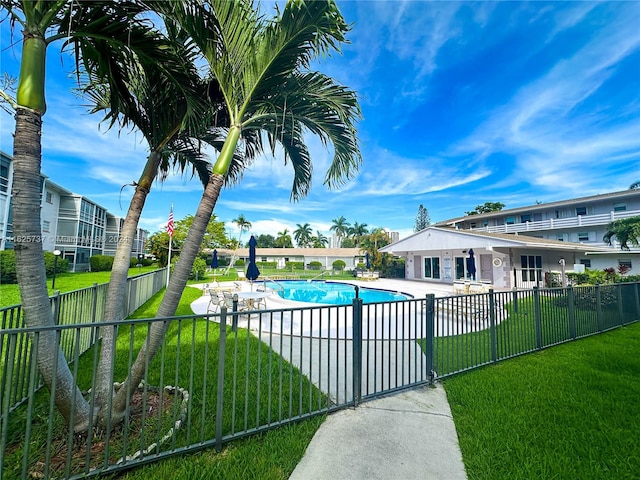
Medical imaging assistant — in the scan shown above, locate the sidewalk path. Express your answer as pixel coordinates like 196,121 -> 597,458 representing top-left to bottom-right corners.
289,384 -> 467,480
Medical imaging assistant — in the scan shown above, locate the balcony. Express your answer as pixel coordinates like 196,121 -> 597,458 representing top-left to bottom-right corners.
470,209 -> 639,235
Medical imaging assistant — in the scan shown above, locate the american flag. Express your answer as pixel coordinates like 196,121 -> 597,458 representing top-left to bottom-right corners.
167,208 -> 174,237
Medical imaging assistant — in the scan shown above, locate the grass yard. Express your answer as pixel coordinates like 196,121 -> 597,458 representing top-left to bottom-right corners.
0,266 -> 160,307
2,286 -> 327,480
444,322 -> 640,480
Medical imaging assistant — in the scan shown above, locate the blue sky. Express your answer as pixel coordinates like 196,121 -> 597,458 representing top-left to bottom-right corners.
1,1 -> 639,243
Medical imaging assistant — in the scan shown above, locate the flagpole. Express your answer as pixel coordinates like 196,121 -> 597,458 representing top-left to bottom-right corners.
166,203 -> 174,289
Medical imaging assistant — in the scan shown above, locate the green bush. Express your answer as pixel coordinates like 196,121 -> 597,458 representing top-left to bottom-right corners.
553,284 -> 618,310
0,250 -> 69,283
308,261 -> 322,270
257,261 -> 277,269
44,251 -> 69,277
90,255 -> 114,272
190,257 -> 207,280
0,250 -> 16,283
286,261 -> 304,271
234,259 -> 245,267
332,259 -> 346,271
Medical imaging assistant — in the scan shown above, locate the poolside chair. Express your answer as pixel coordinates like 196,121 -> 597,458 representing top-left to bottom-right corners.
222,291 -> 248,311
206,289 -> 225,314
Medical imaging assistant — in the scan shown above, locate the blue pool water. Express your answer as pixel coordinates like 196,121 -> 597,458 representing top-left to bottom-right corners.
265,280 -> 410,305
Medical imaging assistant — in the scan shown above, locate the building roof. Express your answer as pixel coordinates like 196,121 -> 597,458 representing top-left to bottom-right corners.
379,226 -> 615,254
434,189 -> 640,226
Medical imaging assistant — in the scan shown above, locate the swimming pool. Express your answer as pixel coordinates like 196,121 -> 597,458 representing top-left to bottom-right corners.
264,280 -> 410,305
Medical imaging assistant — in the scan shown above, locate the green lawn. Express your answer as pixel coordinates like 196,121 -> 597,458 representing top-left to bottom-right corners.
444,322 -> 640,480
2,286 -> 327,480
0,266 -> 160,308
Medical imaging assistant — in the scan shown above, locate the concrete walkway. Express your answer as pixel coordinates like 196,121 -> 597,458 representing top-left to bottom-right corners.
289,385 -> 467,480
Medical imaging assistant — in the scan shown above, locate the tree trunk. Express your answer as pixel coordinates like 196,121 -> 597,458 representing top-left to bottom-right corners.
12,107 -> 92,431
111,173 -> 225,418
94,152 -> 161,423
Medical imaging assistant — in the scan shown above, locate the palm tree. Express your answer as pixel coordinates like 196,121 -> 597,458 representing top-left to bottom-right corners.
603,216 -> 640,251
3,0 -> 200,432
294,222 -> 313,247
330,216 -> 350,247
276,229 -> 293,248
313,230 -> 329,247
233,214 -> 252,245
114,0 -> 362,412
349,221 -> 369,247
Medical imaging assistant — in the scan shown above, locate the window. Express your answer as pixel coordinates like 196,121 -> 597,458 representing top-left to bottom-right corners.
505,216 -> 516,225
520,214 -> 532,223
577,232 -> 590,242
613,203 -> 626,212
46,192 -> 53,204
576,206 -> 587,216
579,259 -> 591,268
261,256 -> 267,262
424,257 -> 440,279
520,255 -> 542,283
482,220 -> 489,227
470,222 -> 477,229
42,220 -> 50,233
556,233 -> 566,242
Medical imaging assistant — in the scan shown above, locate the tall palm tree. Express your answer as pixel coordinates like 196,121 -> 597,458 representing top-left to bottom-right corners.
294,222 -> 313,247
276,229 -> 293,247
314,230 -> 329,247
3,0 -> 200,432
330,215 -> 350,247
233,214 -> 252,246
114,0 -> 362,411
349,221 -> 369,247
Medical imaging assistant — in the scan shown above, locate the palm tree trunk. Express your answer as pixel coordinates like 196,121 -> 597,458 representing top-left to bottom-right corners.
94,152 -> 161,421
111,172 -> 225,416
12,107 -> 92,431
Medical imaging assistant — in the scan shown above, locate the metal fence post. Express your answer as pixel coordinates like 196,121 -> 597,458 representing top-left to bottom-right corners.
215,307 -> 227,452
489,289 -> 498,362
567,286 -> 576,339
533,286 -> 542,350
617,284 -> 624,326
352,297 -> 363,406
596,285 -> 603,332
51,291 -> 61,325
425,294 -> 435,384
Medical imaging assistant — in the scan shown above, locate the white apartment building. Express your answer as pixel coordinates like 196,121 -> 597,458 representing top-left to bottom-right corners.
382,189 -> 639,289
1,152 -> 148,272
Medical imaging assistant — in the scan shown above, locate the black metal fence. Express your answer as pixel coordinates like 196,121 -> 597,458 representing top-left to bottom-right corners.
0,281 -> 638,479
0,269 -> 166,415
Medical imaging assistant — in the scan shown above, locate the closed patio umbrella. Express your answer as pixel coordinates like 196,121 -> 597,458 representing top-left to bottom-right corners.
246,236 -> 260,290
211,249 -> 219,269
365,252 -> 370,270
468,248 -> 476,280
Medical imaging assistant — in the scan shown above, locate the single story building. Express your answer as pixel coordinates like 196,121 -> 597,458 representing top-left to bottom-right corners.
205,247 -> 365,271
379,226 -> 615,289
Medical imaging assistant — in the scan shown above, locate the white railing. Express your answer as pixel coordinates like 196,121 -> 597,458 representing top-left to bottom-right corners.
472,209 -> 640,235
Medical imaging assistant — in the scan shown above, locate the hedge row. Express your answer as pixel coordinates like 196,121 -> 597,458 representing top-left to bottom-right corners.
0,250 -> 69,284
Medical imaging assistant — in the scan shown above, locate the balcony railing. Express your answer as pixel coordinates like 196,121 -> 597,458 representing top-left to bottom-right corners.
470,209 -> 639,235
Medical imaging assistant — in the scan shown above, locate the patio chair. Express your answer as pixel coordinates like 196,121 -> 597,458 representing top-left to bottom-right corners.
222,291 -> 248,311
206,289 -> 225,314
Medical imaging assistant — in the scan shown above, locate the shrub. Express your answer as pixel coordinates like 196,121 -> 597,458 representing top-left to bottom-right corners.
332,259 -> 346,271
234,259 -> 245,267
44,251 -> 69,277
286,261 -> 304,271
90,255 -> 114,272
0,250 -> 69,283
190,257 -> 207,280
308,261 -> 322,270
257,261 -> 277,269
0,250 -> 16,283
